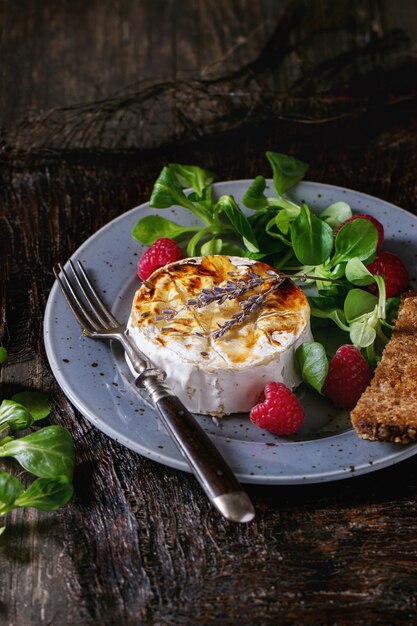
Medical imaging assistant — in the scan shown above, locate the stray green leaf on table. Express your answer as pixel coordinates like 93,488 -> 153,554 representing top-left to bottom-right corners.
11,391 -> 51,421
0,471 -> 25,514
0,400 -> 34,431
0,348 -> 7,365
14,475 -> 73,511
0,425 -> 75,479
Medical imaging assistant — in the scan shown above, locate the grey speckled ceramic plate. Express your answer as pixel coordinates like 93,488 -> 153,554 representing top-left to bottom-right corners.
44,181 -> 417,484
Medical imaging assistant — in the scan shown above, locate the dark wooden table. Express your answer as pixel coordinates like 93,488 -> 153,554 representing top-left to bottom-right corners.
1,2 -> 417,624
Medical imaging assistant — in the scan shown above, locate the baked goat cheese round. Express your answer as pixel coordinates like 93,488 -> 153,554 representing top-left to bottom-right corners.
127,255 -> 313,415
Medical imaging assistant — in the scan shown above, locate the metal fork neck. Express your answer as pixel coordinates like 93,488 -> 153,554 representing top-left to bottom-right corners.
135,371 -> 171,403
93,327 -> 158,375
119,332 -> 157,375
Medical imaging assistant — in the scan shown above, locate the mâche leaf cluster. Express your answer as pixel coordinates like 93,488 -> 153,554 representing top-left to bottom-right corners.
132,151 -> 407,396
0,388 -> 75,532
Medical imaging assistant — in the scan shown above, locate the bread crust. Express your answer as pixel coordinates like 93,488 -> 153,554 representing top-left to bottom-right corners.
350,291 -> 417,444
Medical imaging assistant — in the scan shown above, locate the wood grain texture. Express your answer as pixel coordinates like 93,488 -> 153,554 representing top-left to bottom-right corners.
1,0 -> 416,153
1,1 -> 417,624
1,107 -> 417,625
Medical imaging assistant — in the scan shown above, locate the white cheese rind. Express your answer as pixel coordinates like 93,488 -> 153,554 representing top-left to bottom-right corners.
127,256 -> 313,415
128,320 -> 312,415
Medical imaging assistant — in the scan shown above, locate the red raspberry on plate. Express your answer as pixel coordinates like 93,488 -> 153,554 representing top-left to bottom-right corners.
334,214 -> 384,251
250,382 -> 304,435
366,250 -> 409,298
137,238 -> 184,281
322,345 -> 371,410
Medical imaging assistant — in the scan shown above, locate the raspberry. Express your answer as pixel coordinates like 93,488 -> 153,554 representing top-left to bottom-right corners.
250,382 -> 304,435
334,214 -> 384,251
322,345 -> 371,410
366,251 -> 409,298
137,238 -> 184,281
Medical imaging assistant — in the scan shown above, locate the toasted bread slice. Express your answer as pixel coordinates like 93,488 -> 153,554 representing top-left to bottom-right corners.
351,291 -> 417,443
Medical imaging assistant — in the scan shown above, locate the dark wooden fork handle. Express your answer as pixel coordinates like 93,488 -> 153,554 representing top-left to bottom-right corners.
138,388 -> 255,523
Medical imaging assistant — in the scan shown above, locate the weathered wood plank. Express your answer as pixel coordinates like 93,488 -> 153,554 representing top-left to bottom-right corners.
1,1 -> 417,623
1,104 -> 417,623
0,0 -> 279,125
1,0 -> 416,152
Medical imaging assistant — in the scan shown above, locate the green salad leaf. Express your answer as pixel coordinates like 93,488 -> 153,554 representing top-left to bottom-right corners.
200,238 -> 223,255
350,318 -> 377,348
131,215 -> 199,246
295,342 -> 329,394
331,219 -> 378,266
266,151 -> 309,195
218,242 -> 247,256
216,195 -> 259,252
169,164 -> 215,196
344,289 -> 378,323
242,176 -> 269,210
275,210 -> 290,235
310,306 -> 350,332
149,166 -> 212,224
291,204 -> 334,265
319,202 -> 352,229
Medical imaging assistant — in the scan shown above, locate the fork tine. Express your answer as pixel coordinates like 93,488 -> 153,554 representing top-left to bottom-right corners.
53,265 -> 97,334
76,260 -> 119,327
68,260 -> 113,329
57,263 -> 103,331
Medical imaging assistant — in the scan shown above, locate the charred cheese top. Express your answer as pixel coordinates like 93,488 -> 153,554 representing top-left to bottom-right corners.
129,255 -> 310,369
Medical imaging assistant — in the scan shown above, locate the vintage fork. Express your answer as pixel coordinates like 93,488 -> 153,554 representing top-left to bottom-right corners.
53,260 -> 255,523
